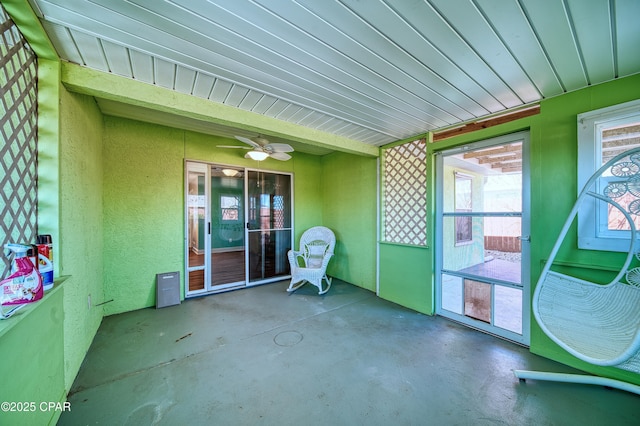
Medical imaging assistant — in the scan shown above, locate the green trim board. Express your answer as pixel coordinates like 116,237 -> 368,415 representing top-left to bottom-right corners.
61,63 -> 379,158
35,59 -> 61,278
1,0 -> 58,60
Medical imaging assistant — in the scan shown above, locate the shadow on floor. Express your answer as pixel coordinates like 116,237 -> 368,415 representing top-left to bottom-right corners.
59,280 -> 639,425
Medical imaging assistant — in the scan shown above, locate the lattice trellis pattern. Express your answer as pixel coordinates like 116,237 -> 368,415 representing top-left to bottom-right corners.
383,139 -> 427,245
273,195 -> 284,229
0,5 -> 38,278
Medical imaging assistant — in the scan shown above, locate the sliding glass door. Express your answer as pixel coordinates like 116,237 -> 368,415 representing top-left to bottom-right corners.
246,170 -> 292,284
185,162 -> 292,296
186,163 -> 209,294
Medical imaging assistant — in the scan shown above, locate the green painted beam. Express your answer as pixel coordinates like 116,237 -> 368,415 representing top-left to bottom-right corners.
61,63 -> 379,157
2,0 -> 58,61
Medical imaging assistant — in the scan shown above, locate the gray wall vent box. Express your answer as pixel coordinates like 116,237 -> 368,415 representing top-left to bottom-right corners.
156,271 -> 181,309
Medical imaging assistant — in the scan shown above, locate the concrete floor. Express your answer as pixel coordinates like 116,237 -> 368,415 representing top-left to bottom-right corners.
59,280 -> 639,425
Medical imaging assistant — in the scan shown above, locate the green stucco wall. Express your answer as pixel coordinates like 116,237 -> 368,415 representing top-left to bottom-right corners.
102,117 -> 326,315
0,20 -> 105,421
321,152 -> 378,291
102,118 -> 184,315
0,286 -> 64,426
59,86 -> 105,389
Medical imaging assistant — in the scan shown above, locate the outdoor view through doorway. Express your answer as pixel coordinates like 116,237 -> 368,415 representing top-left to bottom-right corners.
436,132 -> 530,345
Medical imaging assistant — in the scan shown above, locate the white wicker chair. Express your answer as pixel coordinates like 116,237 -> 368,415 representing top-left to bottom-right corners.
287,226 -> 335,295
515,147 -> 640,394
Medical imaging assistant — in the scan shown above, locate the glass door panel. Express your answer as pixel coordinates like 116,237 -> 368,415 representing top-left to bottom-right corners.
247,170 -> 292,283
210,166 -> 246,289
186,163 -> 209,294
185,164 -> 292,295
436,133 -> 529,345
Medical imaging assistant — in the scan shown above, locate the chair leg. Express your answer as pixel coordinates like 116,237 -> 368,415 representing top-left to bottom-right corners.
318,275 -> 332,295
514,370 -> 640,396
287,279 -> 307,293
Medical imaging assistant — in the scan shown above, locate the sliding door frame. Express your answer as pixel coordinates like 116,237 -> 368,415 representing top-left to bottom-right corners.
184,161 -> 294,297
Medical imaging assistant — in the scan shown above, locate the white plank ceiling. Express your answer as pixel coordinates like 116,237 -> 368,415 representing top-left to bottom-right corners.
25,0 -> 640,153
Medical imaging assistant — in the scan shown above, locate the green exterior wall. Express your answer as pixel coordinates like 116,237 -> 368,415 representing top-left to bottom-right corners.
378,243 -> 432,313
102,118 -> 184,315
58,87 -> 105,389
0,286 -> 64,426
320,152 -> 378,291
1,3 -> 107,415
5,0 -> 640,407
102,117 -> 325,315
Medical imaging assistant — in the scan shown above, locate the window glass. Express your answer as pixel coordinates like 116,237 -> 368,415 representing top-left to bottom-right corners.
577,99 -> 640,251
220,195 -> 240,221
454,173 -> 473,245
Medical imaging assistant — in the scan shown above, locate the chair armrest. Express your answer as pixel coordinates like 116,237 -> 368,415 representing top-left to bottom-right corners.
320,252 -> 334,268
287,250 -> 305,266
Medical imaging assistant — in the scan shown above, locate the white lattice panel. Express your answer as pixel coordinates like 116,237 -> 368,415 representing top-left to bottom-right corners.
383,139 -> 427,246
0,5 -> 38,278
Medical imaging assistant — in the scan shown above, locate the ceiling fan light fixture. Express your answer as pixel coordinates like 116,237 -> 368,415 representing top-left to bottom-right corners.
222,168 -> 239,177
246,150 -> 269,161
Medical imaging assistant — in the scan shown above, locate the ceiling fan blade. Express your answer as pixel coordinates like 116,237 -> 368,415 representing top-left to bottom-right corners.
269,152 -> 292,161
235,136 -> 260,148
265,143 -> 294,153
217,145 -> 251,149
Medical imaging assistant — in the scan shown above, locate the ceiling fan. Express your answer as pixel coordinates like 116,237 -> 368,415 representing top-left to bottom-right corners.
218,135 -> 294,161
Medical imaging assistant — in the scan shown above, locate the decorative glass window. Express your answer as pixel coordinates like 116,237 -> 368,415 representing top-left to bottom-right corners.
454,172 -> 473,245
0,5 -> 38,278
577,99 -> 640,252
220,195 -> 240,222
382,139 -> 427,246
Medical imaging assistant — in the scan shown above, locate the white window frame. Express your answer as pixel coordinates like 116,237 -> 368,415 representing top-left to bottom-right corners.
577,99 -> 640,252
220,194 -> 241,223
454,172 -> 473,246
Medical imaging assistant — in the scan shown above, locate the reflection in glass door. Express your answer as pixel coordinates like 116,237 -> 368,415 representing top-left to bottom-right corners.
186,163 -> 292,296
435,132 -> 530,345
186,162 -> 209,294
246,170 -> 292,284
186,163 -> 247,296
210,166 -> 245,290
